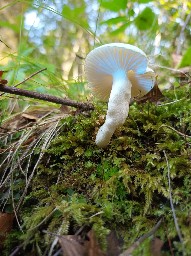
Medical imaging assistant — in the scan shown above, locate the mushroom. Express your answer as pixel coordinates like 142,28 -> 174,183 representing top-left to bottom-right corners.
85,43 -> 155,148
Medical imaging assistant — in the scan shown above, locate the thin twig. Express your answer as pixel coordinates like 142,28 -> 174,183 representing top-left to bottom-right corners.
28,208 -> 57,232
89,211 -> 104,219
53,249 -> 62,256
159,124 -> 191,139
14,68 -> 47,87
0,39 -> 11,49
43,230 -> 64,238
152,65 -> 191,79
76,53 -> 85,60
48,219 -> 66,256
163,150 -> 185,254
158,99 -> 184,106
9,243 -> 24,256
10,176 -> 23,232
0,83 -> 94,110
119,218 -> 163,256
0,68 -> 47,97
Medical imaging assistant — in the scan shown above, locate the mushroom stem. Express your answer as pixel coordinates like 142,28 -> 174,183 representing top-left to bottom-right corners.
96,69 -> 132,148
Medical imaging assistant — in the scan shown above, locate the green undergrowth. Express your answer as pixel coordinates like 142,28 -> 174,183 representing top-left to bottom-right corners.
2,86 -> 191,255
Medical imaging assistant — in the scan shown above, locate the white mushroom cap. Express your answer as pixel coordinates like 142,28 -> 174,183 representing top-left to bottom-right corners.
85,43 -> 155,101
85,43 -> 155,148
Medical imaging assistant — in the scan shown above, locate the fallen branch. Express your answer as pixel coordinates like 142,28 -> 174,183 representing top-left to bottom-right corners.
0,68 -> 47,97
0,83 -> 94,110
119,218 -> 163,256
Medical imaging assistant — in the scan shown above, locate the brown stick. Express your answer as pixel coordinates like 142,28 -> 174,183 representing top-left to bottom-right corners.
0,39 -> 11,49
119,218 -> 163,256
0,83 -> 94,110
0,68 -> 47,97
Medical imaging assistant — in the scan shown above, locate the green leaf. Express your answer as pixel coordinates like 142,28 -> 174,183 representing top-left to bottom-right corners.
137,0 -> 153,3
100,0 -> 128,12
128,9 -> 135,17
110,23 -> 131,35
0,13 -> 23,33
62,5 -> 89,29
0,20 -> 20,33
135,7 -> 157,31
178,47 -> 191,68
100,16 -> 128,25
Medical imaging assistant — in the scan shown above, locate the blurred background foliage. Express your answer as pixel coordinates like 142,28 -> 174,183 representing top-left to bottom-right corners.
0,1 -> 191,254
0,0 -> 190,114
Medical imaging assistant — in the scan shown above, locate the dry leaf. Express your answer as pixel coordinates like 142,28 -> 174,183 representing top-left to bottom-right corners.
60,105 -> 70,113
85,230 -> 106,256
58,230 -> 105,256
136,83 -> 164,104
0,70 -> 8,85
0,115 -> 34,132
106,230 -> 123,256
0,108 -> 59,132
22,113 -> 38,121
59,235 -> 86,256
150,237 -> 164,256
174,67 -> 191,86
0,212 -> 14,248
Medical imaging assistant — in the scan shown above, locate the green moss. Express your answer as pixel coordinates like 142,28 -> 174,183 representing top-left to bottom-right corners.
2,86 -> 191,255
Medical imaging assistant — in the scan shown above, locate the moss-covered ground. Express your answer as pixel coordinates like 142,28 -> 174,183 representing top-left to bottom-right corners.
1,86 -> 191,255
